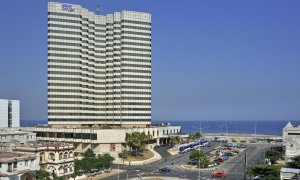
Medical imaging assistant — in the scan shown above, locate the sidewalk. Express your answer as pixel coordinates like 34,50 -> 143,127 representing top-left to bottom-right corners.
123,146 -> 162,165
129,176 -> 189,180
74,169 -> 125,180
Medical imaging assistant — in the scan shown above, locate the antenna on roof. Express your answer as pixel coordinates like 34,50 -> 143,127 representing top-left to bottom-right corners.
96,4 -> 100,15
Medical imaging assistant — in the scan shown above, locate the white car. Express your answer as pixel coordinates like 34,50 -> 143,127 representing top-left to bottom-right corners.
208,163 -> 217,167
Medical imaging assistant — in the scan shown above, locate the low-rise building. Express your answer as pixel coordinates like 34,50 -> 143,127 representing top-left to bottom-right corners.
0,152 -> 39,180
22,124 -> 181,159
283,122 -> 300,160
14,142 -> 75,177
0,128 -> 36,151
280,168 -> 300,180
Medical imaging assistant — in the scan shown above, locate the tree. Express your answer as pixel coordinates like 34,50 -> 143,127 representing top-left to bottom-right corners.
193,132 -> 202,140
287,155 -> 300,169
246,164 -> 279,180
265,150 -> 283,164
34,169 -> 50,180
118,150 -> 129,163
74,149 -> 115,176
83,148 -> 96,158
189,150 -> 210,168
187,134 -> 193,143
125,132 -> 152,155
71,159 -> 83,180
169,136 -> 180,146
97,153 -> 115,169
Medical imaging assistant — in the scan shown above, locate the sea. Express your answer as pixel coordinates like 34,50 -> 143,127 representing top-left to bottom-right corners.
20,120 -> 300,136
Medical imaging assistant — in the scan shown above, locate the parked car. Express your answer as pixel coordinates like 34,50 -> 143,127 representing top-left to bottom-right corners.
213,160 -> 220,165
252,175 -> 261,180
188,159 -> 198,165
159,167 -> 171,173
208,162 -> 218,167
215,158 -> 224,163
212,172 -> 227,177
220,156 -> 229,160
238,144 -> 247,148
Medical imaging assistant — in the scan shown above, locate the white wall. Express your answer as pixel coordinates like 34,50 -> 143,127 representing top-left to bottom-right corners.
11,100 -> 20,127
0,99 -> 9,128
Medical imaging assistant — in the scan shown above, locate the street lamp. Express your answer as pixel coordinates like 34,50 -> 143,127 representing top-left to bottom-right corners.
126,169 -> 141,180
191,124 -> 204,180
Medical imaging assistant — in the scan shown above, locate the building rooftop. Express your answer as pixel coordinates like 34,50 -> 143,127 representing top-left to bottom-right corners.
0,128 -> 35,135
0,152 -> 36,162
18,141 -> 73,148
281,168 -> 300,174
284,122 -> 300,129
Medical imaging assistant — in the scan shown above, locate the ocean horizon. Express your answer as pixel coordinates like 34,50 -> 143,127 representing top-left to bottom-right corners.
20,119 -> 300,136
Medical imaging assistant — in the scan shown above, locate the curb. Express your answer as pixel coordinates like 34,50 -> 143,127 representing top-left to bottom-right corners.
179,165 -> 217,171
123,148 -> 161,166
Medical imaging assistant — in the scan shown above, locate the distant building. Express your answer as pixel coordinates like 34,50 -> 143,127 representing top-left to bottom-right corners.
280,168 -> 300,180
47,2 -> 151,128
0,128 -> 36,151
0,99 -> 20,128
283,122 -> 300,160
14,142 -> 75,177
0,152 -> 39,180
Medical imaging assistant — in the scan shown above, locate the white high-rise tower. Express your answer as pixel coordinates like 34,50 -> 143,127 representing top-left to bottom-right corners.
47,2 -> 151,128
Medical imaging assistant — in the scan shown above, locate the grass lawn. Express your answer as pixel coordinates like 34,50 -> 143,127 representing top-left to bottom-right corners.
125,150 -> 154,161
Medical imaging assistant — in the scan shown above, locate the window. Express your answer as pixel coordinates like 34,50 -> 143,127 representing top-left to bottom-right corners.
8,163 -> 12,172
25,160 -> 28,166
13,162 -> 17,168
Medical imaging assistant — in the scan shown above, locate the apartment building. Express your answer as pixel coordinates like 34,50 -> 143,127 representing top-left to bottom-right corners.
0,152 -> 39,180
0,99 -> 20,128
48,2 -> 151,128
14,142 -> 75,177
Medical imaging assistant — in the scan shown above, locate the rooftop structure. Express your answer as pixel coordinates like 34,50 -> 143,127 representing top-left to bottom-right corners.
280,168 -> 300,180
0,128 -> 36,151
283,122 -> 300,160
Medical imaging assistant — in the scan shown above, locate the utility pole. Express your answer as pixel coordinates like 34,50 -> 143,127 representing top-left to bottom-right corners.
254,120 -> 257,140
117,163 -> 119,180
226,120 -> 228,137
198,122 -> 201,180
244,153 -> 247,180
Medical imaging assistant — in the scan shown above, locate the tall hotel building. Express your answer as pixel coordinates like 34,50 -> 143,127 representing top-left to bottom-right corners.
48,2 -> 151,128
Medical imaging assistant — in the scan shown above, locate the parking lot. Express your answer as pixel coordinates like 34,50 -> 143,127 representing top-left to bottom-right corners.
103,140 -> 268,180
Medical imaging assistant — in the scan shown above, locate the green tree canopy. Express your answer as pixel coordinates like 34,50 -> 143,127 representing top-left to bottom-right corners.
246,164 -> 279,180
169,136 -> 180,146
34,169 -> 50,180
266,150 -> 283,164
72,148 -> 115,178
189,149 -> 209,168
287,155 -> 300,169
125,132 -> 152,154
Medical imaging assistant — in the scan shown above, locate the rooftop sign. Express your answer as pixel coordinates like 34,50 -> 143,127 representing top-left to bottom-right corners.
62,4 -> 74,12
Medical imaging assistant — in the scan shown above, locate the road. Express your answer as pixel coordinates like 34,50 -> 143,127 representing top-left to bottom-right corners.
102,143 -> 268,180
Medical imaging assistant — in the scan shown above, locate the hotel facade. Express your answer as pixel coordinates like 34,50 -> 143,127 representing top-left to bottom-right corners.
48,2 -> 151,128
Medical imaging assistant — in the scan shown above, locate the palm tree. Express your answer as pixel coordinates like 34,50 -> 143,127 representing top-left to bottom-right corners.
125,133 -> 133,152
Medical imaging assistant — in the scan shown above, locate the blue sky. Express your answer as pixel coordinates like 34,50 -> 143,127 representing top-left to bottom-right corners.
0,0 -> 299,121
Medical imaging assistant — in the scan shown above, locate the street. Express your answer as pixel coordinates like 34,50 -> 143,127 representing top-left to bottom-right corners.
103,143 -> 268,180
